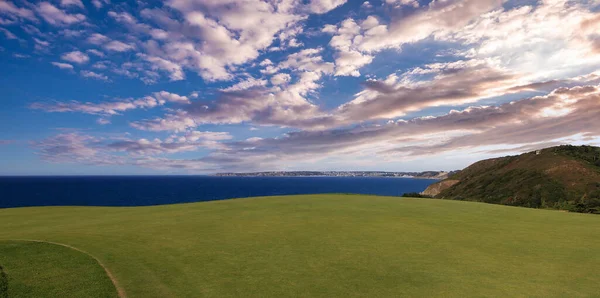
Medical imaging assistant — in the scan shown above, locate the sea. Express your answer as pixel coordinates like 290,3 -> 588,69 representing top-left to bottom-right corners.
0,176 -> 436,208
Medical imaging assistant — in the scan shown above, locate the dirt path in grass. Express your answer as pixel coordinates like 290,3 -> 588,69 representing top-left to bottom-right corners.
4,239 -> 126,298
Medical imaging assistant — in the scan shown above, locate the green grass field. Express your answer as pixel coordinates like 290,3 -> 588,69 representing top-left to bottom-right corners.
1,194 -> 599,297
0,241 -> 118,298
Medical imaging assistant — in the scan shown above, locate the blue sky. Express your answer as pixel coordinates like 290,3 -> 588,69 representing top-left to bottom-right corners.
1,0 -> 600,175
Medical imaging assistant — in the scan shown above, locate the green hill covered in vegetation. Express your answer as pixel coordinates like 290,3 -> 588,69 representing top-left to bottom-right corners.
425,145 -> 600,213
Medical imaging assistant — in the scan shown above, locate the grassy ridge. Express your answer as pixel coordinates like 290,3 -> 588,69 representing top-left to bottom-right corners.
1,194 -> 600,297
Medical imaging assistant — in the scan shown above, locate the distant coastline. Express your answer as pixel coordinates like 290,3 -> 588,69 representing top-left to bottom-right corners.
213,171 -> 457,180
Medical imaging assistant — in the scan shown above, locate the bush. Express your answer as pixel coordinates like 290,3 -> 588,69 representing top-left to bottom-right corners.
401,192 -> 431,198
568,197 -> 600,214
0,265 -> 8,298
554,145 -> 600,167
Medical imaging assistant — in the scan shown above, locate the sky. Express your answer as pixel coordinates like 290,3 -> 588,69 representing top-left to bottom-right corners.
1,0 -> 600,175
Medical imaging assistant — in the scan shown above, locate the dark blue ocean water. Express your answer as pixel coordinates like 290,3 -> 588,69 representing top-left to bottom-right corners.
0,176 -> 436,208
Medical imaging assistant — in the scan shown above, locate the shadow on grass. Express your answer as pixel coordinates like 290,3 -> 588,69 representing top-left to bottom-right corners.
0,264 -> 8,298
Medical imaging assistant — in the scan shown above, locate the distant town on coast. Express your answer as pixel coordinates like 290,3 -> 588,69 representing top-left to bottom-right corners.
214,171 -> 456,179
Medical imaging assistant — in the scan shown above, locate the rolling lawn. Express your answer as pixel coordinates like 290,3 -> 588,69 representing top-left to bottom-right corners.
0,241 -> 118,298
0,194 -> 599,297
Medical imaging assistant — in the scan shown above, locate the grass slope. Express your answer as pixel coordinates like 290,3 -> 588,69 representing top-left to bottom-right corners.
1,194 -> 600,297
0,241 -> 118,297
437,145 -> 600,212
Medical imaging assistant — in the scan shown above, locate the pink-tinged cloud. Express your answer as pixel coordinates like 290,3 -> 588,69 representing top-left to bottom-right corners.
0,1 -> 37,22
61,51 -> 89,64
60,0 -> 84,9
40,82 -> 600,173
51,62 -> 74,69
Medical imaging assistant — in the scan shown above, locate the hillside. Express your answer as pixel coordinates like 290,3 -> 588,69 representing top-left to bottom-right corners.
1,195 -> 600,297
423,145 -> 600,213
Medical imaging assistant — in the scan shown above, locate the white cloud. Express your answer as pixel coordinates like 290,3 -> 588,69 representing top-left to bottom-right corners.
278,47 -> 335,75
333,49 -> 373,77
277,25 -> 304,50
131,46 -> 342,132
7,0 -> 380,85
87,49 -> 104,57
0,1 -> 37,22
33,37 -> 49,46
270,73 -> 292,85
441,0 -> 600,81
336,60 -> 523,121
386,0 -> 419,8
153,91 -> 190,104
308,0 -> 347,14
34,131 -> 233,169
221,77 -> 268,92
149,28 -> 169,40
60,0 -> 84,9
87,33 -> 109,45
107,11 -> 137,25
317,0 -> 503,76
360,0 -> 501,52
327,19 -> 374,76
259,59 -> 273,66
107,137 -> 207,155
360,15 -> 379,30
130,114 -> 197,132
0,27 -> 17,39
103,40 -> 135,52
60,29 -> 85,38
183,131 -> 233,141
132,70 -> 336,132
139,54 -> 185,81
31,91 -> 190,116
34,133 -> 102,164
322,24 -> 337,34
147,0 -> 305,82
51,62 -> 74,69
33,37 -> 51,51
91,0 -> 109,9
61,51 -> 89,64
80,70 -> 109,81
35,2 -> 85,26
92,61 -> 110,69
97,118 -> 111,125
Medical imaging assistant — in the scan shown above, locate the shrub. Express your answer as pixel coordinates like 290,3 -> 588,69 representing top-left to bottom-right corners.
401,192 -> 431,198
569,197 -> 600,214
0,265 -> 8,298
554,145 -> 600,166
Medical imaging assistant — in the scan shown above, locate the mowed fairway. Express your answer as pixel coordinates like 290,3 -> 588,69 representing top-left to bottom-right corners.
1,194 -> 599,297
0,241 -> 118,298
